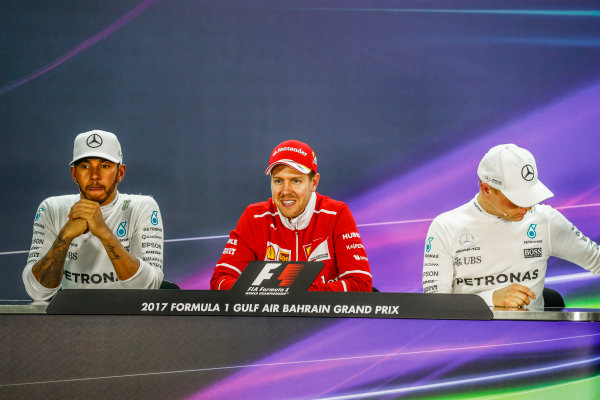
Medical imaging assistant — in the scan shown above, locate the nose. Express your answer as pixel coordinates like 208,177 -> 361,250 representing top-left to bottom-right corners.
281,180 -> 292,194
90,164 -> 101,179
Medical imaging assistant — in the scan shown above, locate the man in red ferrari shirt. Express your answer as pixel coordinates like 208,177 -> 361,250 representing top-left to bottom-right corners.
210,140 -> 372,292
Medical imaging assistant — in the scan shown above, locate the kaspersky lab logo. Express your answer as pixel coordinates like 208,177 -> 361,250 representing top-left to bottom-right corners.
116,221 -> 127,237
425,237 -> 434,252
252,263 -> 305,287
527,224 -> 537,239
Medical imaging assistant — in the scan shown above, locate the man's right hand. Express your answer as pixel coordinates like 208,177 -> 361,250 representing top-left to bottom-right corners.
32,218 -> 87,289
60,218 -> 88,241
492,283 -> 536,308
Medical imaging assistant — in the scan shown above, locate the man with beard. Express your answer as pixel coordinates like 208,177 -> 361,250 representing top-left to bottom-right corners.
23,130 -> 164,300
210,140 -> 372,292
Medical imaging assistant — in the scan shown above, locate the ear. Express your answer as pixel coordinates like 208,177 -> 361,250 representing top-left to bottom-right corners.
117,164 -> 127,183
479,182 -> 492,196
311,173 -> 320,192
70,165 -> 77,184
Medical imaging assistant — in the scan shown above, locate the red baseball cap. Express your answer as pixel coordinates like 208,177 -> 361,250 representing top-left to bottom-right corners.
265,140 -> 318,175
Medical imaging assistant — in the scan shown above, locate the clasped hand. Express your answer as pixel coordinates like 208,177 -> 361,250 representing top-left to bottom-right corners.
62,200 -> 110,240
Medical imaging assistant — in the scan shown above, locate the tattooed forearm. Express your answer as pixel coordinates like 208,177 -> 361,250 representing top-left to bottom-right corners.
101,237 -> 140,280
32,235 -> 71,288
105,243 -> 121,260
38,253 -> 64,285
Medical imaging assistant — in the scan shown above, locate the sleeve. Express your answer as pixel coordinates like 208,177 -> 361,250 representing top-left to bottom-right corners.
123,197 -> 164,289
310,205 -> 372,292
548,208 -> 600,274
422,217 -> 455,294
210,208 -> 259,290
22,200 -> 62,301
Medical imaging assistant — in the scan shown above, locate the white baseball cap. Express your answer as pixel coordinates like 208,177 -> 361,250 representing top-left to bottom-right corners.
71,130 -> 123,165
477,144 -> 553,207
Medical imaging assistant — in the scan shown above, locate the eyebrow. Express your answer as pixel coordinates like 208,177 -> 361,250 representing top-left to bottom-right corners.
271,175 -> 305,180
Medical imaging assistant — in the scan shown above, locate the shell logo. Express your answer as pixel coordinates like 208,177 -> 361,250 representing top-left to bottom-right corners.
266,245 -> 276,261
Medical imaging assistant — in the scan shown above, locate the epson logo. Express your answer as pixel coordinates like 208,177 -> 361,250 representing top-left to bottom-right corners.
524,248 -> 542,258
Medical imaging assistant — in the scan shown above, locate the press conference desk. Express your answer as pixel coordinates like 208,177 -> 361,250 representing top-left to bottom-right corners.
2,292 -> 599,400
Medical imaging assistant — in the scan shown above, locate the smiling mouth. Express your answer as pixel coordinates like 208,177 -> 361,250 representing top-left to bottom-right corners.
281,199 -> 296,206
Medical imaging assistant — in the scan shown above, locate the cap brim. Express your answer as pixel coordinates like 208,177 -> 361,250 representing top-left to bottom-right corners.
70,152 -> 121,165
265,160 -> 312,175
503,180 -> 554,208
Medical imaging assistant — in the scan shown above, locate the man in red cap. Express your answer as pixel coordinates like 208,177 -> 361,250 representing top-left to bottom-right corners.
210,140 -> 372,291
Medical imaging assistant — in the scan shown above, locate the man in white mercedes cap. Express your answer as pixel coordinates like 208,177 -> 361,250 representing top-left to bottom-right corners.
22,130 -> 165,300
422,144 -> 600,309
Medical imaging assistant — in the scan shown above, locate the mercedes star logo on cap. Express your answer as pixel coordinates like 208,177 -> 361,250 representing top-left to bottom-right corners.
86,133 -> 103,148
521,165 -> 535,181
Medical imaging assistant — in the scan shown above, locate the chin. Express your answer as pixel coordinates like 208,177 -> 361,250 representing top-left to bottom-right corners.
277,207 -> 299,219
85,193 -> 106,203
281,211 -> 298,219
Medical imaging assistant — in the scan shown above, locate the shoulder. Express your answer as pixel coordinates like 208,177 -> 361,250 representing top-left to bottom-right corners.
39,194 -> 79,210
119,193 -> 159,206
314,193 -> 347,214
244,199 -> 277,219
531,203 -> 567,224
431,200 -> 473,227
531,203 -> 556,216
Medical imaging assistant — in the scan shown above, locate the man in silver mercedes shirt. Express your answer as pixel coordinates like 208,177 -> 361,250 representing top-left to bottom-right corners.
23,130 -> 164,300
423,144 -> 600,309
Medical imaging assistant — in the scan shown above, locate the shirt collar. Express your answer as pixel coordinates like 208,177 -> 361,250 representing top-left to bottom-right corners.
473,193 -> 535,223
100,191 -> 120,213
278,192 -> 316,230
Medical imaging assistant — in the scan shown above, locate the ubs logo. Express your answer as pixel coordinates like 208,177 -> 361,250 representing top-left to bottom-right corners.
86,133 -> 103,148
521,164 -> 535,181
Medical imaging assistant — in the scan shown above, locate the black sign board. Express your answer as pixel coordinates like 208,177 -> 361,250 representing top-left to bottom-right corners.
46,290 -> 493,320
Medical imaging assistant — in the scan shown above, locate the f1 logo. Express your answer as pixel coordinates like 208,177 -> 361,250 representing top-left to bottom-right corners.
251,263 -> 281,286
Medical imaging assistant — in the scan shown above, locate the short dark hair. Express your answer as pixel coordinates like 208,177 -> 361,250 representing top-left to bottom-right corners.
73,157 -> 118,167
